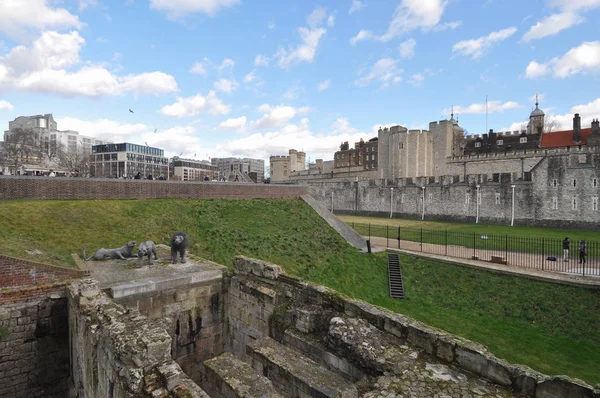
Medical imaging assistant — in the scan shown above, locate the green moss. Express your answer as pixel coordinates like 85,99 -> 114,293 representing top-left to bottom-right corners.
0,326 -> 10,338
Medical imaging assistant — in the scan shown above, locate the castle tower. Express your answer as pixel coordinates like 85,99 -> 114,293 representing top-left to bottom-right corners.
527,94 -> 545,135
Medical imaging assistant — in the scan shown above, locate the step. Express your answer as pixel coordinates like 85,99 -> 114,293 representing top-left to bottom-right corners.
247,336 -> 358,398
282,328 -> 366,383
202,352 -> 284,398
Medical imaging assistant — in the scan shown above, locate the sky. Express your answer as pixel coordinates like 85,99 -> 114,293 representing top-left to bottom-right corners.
0,0 -> 599,166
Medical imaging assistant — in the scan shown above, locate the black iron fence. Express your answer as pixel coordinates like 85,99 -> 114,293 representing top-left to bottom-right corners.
350,222 -> 600,277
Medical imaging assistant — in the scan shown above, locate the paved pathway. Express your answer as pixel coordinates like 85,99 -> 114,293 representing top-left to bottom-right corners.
367,236 -> 600,288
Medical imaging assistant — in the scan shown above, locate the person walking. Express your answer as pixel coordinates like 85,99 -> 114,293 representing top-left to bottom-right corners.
579,240 -> 587,265
563,237 -> 570,262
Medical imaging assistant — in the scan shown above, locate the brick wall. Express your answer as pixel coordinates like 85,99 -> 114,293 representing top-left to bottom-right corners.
0,176 -> 306,201
0,255 -> 89,289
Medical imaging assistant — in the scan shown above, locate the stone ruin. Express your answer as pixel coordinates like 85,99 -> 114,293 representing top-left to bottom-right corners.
1,253 -> 599,397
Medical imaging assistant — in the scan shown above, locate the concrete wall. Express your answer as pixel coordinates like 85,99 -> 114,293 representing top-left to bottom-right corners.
0,176 -> 306,200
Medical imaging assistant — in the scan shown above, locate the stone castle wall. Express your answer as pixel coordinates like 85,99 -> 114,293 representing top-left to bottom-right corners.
306,153 -> 600,228
0,176 -> 306,201
0,255 -> 89,289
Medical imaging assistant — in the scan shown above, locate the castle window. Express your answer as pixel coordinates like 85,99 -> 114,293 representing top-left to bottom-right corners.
495,193 -> 501,205
573,179 -> 577,188
475,142 -> 481,148
594,197 -> 599,211
552,179 -> 558,188
594,178 -> 598,187
497,139 -> 504,146
400,143 -> 404,149
552,197 -> 558,210
519,137 -> 527,144
465,194 -> 470,204
572,197 -> 577,210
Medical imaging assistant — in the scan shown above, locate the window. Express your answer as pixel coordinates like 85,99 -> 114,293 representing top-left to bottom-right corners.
520,137 -> 528,144
594,197 -> 599,211
552,197 -> 558,210
495,193 -> 501,205
594,178 -> 598,187
475,142 -> 481,148
573,179 -> 577,188
552,179 -> 558,188
497,139 -> 504,146
39,118 -> 47,128
465,194 -> 470,204
572,197 -> 577,210
400,143 -> 404,149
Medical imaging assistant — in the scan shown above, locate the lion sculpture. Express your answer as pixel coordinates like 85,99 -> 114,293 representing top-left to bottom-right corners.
84,241 -> 136,261
137,240 -> 158,268
170,232 -> 189,264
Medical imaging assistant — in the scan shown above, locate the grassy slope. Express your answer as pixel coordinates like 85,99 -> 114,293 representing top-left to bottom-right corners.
0,199 -> 599,385
338,215 -> 600,242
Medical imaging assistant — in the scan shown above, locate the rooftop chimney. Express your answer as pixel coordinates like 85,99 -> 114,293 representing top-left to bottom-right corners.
592,119 -> 600,135
573,113 -> 582,143
587,119 -> 600,146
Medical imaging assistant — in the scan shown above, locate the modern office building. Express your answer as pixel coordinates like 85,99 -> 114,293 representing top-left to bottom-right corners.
171,157 -> 217,181
89,143 -> 169,179
211,157 -> 265,182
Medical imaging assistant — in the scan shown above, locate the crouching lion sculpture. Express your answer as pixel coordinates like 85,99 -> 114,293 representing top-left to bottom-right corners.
84,241 -> 136,261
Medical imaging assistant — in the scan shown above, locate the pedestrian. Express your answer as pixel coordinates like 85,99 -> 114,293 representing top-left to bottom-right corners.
579,240 -> 587,265
562,237 -> 570,262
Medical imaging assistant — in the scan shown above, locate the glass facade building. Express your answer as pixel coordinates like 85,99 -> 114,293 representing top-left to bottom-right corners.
90,143 -> 169,179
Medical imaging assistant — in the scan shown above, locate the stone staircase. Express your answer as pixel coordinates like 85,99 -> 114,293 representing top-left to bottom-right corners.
387,253 -> 405,299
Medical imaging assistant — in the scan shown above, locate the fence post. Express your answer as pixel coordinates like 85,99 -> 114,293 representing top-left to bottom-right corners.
445,230 -> 448,256
505,234 -> 508,261
420,227 -> 423,252
473,232 -> 476,259
386,225 -> 389,248
397,226 -> 400,249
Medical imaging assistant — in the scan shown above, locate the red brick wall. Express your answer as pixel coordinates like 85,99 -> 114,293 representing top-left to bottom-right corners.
0,176 -> 306,200
0,255 -> 89,291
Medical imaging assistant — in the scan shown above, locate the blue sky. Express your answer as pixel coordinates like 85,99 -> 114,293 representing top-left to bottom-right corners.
0,0 -> 599,165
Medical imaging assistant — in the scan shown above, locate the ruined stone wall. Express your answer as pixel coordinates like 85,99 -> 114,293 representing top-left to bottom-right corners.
0,255 -> 89,288
0,176 -> 306,201
0,286 -> 70,398
68,279 -> 209,398
112,272 -> 224,384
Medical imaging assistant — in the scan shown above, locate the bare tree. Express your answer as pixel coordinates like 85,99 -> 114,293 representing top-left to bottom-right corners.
59,144 -> 91,176
544,119 -> 561,133
1,128 -> 40,174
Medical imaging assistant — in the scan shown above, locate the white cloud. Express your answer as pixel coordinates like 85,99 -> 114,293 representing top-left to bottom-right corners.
349,0 -> 365,14
307,7 -> 328,28
525,61 -> 550,78
214,78 -> 239,93
216,116 -> 247,132
254,55 -> 270,67
0,100 -> 13,111
190,61 -> 207,75
78,0 -> 99,11
149,0 -> 240,19
350,0 -> 456,44
408,73 -> 425,86
328,15 -> 335,28
522,12 -> 584,42
56,116 -> 150,143
160,90 -> 231,117
252,104 -> 310,129
268,20 -> 276,30
283,87 -> 302,101
452,27 -> 517,59
217,58 -> 235,73
317,80 -> 331,91
244,70 -> 257,83
0,0 -> 82,41
525,41 -> 600,78
399,38 -> 416,59
432,20 -> 462,31
522,0 -> 600,42
443,100 -> 521,115
0,31 -> 178,96
275,27 -> 326,68
355,58 -> 403,88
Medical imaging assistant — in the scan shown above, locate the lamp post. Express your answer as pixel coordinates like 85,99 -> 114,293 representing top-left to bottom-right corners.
421,186 -> 425,220
390,187 -> 394,218
476,185 -> 480,224
511,184 -> 516,226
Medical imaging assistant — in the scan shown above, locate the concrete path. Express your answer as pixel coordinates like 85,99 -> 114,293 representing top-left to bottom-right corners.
301,195 -> 378,252
367,236 -> 600,288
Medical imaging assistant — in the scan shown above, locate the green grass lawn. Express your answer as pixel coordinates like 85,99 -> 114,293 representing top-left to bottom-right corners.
1,199 -> 599,385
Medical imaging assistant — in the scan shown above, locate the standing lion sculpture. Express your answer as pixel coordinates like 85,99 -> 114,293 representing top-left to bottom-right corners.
170,232 -> 189,264
137,240 -> 158,268
84,241 -> 136,261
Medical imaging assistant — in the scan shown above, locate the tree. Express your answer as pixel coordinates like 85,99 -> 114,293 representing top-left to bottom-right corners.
544,119 -> 561,133
1,128 -> 40,174
58,143 -> 91,176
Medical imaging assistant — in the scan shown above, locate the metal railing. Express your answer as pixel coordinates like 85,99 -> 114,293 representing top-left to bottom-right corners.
350,222 -> 599,277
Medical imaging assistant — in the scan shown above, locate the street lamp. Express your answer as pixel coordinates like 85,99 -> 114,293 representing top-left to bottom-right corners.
421,186 -> 425,220
390,187 -> 394,218
511,184 -> 516,226
476,185 -> 481,224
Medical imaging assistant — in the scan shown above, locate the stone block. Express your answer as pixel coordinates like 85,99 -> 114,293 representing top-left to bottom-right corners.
435,334 -> 456,363
455,342 -> 513,387
512,365 -> 543,396
536,376 -> 596,398
383,313 -> 410,341
233,256 -> 283,280
406,321 -> 439,354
